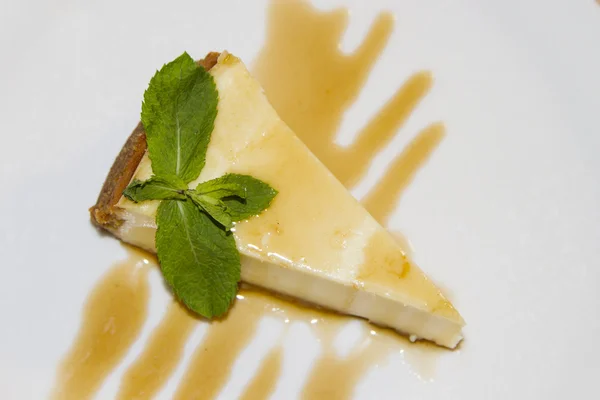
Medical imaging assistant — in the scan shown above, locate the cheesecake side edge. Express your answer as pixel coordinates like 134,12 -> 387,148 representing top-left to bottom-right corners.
89,52 -> 221,230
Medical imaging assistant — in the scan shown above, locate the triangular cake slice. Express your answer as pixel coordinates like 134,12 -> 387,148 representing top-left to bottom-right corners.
91,52 -> 465,348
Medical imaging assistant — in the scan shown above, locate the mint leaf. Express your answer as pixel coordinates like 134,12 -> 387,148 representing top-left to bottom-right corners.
141,52 -> 218,183
187,192 -> 233,230
186,174 -> 277,230
194,179 -> 247,200
123,176 -> 187,202
217,174 -> 278,221
156,199 -> 240,318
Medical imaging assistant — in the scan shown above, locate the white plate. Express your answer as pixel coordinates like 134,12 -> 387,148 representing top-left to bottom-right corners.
1,0 -> 600,398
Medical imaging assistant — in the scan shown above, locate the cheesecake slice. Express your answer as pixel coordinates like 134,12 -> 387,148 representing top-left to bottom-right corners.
91,52 -> 465,348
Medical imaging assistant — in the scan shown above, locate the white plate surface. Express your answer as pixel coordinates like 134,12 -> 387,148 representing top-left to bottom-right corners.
1,0 -> 600,399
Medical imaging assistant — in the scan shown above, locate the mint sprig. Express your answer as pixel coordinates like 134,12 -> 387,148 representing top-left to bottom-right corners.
125,53 -> 277,318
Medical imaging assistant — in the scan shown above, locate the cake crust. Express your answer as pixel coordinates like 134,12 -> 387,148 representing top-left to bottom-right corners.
89,52 -> 220,229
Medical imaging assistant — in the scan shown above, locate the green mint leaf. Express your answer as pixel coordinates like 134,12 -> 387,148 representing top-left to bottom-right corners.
215,174 -> 278,221
123,176 -> 187,202
141,52 -> 218,183
156,199 -> 240,318
187,192 -> 234,230
194,179 -> 247,200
